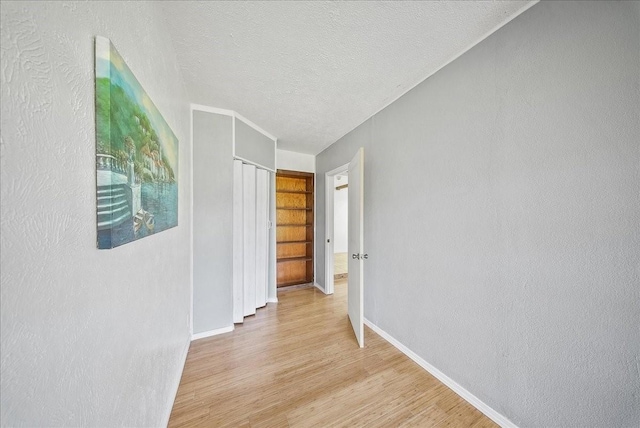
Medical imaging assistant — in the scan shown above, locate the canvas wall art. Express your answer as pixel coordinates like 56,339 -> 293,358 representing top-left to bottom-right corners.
95,36 -> 178,249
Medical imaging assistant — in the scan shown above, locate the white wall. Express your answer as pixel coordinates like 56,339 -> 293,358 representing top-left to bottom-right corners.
276,148 -> 315,172
1,2 -> 191,426
192,110 -> 277,332
192,111 -> 233,334
236,119 -> 276,171
316,2 -> 639,426
333,176 -> 348,254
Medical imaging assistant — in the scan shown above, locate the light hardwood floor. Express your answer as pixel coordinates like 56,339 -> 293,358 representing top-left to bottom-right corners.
169,280 -> 497,427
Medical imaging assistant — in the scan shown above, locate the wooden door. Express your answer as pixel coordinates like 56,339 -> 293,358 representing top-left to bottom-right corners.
276,170 -> 314,287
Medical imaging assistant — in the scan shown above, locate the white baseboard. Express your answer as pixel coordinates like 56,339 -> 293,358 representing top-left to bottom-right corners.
191,325 -> 234,341
162,336 -> 190,427
267,297 -> 278,303
363,319 -> 517,428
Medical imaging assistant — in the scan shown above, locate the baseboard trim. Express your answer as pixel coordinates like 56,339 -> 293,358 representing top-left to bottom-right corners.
191,325 -> 234,341
363,319 -> 517,428
162,336 -> 190,427
267,297 -> 278,303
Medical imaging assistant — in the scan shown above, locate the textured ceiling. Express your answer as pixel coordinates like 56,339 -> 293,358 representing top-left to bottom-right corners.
160,1 -> 536,154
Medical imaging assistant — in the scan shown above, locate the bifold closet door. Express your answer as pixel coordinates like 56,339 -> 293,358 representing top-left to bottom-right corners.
242,164 -> 257,317
232,160 -> 244,323
234,161 -> 272,322
255,169 -> 269,308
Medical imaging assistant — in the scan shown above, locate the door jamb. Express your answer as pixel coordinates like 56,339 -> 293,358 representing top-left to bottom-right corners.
324,163 -> 349,295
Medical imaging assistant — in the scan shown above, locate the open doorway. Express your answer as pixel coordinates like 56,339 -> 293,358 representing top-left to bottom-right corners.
324,163 -> 349,295
333,174 -> 348,281
325,148 -> 364,347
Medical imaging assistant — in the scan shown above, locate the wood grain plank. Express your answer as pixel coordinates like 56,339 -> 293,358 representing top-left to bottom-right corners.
168,280 -> 497,427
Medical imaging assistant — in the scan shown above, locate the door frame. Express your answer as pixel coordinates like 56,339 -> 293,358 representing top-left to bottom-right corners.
324,163 -> 349,295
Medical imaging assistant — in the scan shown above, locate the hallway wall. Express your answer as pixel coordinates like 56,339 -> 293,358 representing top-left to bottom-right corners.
1,2 -> 191,426
315,2 -> 640,426
192,111 -> 233,333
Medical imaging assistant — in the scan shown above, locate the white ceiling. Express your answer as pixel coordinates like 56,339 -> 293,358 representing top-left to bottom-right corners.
160,1 -> 536,155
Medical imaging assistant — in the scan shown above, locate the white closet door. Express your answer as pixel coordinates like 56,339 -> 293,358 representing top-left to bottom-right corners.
267,171 -> 277,303
242,164 -> 257,317
232,160 -> 244,323
255,169 -> 269,308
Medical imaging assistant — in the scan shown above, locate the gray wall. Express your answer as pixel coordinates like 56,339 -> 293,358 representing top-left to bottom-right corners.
316,2 -> 640,427
235,119 -> 276,171
193,111 -> 234,333
1,1 -> 191,426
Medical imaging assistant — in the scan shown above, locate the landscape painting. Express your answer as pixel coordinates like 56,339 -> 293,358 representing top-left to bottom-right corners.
95,36 -> 178,249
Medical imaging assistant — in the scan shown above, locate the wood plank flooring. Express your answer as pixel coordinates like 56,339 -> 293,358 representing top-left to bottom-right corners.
169,280 -> 497,427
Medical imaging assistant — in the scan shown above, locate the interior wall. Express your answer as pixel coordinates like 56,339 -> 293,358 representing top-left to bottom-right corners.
192,111 -> 233,333
235,119 -> 276,171
193,111 -> 276,329
1,1 -> 191,426
276,148 -> 315,172
315,2 -> 640,427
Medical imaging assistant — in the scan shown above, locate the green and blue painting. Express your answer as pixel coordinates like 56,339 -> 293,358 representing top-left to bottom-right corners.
95,36 -> 178,249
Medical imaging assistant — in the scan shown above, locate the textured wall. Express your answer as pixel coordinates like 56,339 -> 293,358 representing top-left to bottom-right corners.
192,111 -> 233,334
1,1 -> 191,426
316,2 -> 640,426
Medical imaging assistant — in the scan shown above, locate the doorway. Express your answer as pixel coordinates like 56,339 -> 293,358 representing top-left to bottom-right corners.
333,174 -> 348,280
326,148 -> 364,347
324,163 -> 349,295
276,170 -> 314,287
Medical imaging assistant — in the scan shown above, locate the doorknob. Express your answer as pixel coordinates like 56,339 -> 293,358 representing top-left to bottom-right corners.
362,254 -> 368,259
352,253 -> 359,259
